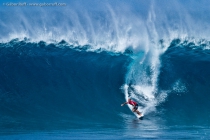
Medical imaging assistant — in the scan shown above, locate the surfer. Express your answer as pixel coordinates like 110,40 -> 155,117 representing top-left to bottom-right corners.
121,98 -> 142,116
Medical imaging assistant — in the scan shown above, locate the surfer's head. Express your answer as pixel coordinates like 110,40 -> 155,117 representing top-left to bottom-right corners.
128,97 -> 131,101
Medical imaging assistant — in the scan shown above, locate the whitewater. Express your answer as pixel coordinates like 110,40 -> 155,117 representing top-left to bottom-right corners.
1,0 -> 210,139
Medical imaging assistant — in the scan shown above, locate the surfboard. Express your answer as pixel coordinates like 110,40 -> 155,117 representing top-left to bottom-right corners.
138,114 -> 144,120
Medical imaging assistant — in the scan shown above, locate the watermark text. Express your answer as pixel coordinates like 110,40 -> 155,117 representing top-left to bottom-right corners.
2,2 -> 66,7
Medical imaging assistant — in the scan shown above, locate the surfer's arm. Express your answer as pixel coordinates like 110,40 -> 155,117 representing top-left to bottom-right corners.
121,102 -> 128,106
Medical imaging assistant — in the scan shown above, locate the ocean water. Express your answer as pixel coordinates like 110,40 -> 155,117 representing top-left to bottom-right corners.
1,0 -> 210,139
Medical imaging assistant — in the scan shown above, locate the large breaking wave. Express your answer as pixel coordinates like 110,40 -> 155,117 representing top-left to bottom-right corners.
1,38 -> 210,132
1,0 -> 210,133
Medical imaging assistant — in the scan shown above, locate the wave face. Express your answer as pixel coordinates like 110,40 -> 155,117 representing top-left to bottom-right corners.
158,39 -> 210,125
1,0 -> 210,137
0,40 -> 131,131
1,38 -> 210,133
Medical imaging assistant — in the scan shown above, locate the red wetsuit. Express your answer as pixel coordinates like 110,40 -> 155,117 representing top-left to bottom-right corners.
128,100 -> 137,106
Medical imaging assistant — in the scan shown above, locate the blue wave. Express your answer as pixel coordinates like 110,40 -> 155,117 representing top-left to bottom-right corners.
1,38 -> 210,133
158,39 -> 210,125
1,0 -> 210,139
0,40 -> 132,131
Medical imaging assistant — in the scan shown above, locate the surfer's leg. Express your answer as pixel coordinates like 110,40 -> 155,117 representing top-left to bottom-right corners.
136,110 -> 141,116
133,107 -> 141,116
133,106 -> 141,116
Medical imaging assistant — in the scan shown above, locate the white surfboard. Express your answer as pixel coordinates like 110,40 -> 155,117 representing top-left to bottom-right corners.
138,114 -> 144,120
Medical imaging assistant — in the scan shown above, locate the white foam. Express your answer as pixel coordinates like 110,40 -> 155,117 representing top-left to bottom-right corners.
172,79 -> 187,93
118,0 -> 210,116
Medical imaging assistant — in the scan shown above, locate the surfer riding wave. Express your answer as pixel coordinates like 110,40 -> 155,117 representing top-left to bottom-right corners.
121,98 -> 142,117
